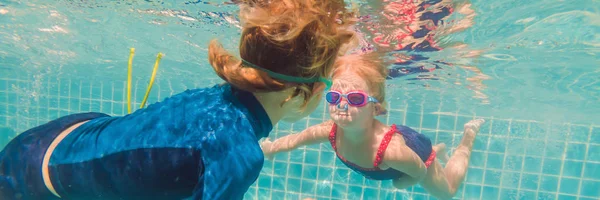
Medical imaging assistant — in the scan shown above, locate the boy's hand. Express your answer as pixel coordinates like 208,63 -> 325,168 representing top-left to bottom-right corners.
259,138 -> 275,160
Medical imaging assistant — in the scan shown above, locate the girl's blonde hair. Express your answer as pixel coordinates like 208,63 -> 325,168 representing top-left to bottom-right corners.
332,53 -> 389,113
208,0 -> 357,106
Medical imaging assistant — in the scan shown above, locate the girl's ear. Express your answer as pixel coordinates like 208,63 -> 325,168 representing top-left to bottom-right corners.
373,103 -> 387,116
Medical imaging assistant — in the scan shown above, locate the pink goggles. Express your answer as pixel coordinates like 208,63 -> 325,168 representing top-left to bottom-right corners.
325,90 -> 379,107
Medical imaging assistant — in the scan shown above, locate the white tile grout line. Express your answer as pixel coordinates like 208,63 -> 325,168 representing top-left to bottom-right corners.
35,80 -> 41,128
88,81 -> 92,112
479,116 -> 492,200
25,80 -> 30,129
46,78 -> 50,123
157,80 -> 161,105
403,104 -> 408,126
68,79 -> 72,115
534,122 -> 551,199
315,114 -> 324,199
111,82 -> 115,115
416,101 -> 429,200
4,79 -> 7,126
497,119 -> 512,199
379,98 -> 393,200
555,123 -> 570,199
576,125 -> 593,198
100,82 -> 103,113
277,123 -> 289,200
515,122 -> 529,199
121,81 -> 126,115
451,109 -> 460,200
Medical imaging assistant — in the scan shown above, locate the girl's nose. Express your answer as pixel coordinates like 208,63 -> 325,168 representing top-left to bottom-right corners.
337,101 -> 348,111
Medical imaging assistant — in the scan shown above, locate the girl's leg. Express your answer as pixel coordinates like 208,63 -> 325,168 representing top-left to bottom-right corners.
392,143 -> 449,190
419,119 -> 485,200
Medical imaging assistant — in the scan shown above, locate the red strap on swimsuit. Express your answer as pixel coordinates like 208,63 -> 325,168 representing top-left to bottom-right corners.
373,124 -> 399,168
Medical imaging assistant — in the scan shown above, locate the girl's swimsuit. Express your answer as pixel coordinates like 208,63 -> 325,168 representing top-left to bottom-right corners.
0,83 -> 272,200
329,124 -> 436,180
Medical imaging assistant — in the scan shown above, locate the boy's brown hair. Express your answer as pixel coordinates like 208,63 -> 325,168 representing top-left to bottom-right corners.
208,0 -> 357,106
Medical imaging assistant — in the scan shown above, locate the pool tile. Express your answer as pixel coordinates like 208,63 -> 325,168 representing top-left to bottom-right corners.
257,188 -> 271,199
257,176 -> 271,188
580,180 -> 600,197
544,141 -> 565,158
520,173 -> 539,190
536,192 -> 555,200
438,115 -> 455,131
463,184 -> 481,200
559,177 -> 579,195
486,153 -> 504,169
347,185 -> 362,199
302,165 -> 317,180
509,121 -> 528,137
301,180 -> 316,194
484,170 -> 501,186
565,143 -> 586,160
362,188 -> 378,200
539,176 -> 558,192
317,167 -> 333,181
518,190 -> 536,200
588,144 -> 600,162
271,190 -> 285,199
331,184 -> 347,199
542,158 -> 562,175
504,155 -> 523,171
405,112 -> 421,128
501,172 -> 519,188
506,138 -> 526,155
584,162 -> 600,179
287,178 -> 301,192
591,127 -> 600,143
529,122 -> 548,139
316,183 -> 332,197
499,188 -> 517,200
569,125 -> 590,142
562,160 -> 583,177
557,195 -> 577,200
488,136 -> 506,152
466,168 -> 483,184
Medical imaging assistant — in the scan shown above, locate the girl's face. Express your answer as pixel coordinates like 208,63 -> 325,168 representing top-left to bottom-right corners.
327,70 -> 378,128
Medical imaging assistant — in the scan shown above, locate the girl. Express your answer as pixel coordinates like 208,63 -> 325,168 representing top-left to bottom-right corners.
0,0 -> 356,199
260,53 -> 485,200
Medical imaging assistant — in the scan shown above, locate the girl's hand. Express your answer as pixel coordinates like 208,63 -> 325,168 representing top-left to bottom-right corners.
260,138 -> 275,160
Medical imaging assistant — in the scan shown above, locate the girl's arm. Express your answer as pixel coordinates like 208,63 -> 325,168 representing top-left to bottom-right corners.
382,139 -> 429,181
261,120 -> 333,158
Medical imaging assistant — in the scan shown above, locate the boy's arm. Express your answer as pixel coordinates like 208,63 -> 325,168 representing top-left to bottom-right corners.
261,120 -> 333,157
382,139 -> 429,180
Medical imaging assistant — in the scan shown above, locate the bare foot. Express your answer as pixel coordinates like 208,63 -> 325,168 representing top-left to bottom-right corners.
463,119 -> 485,142
433,143 -> 450,162
464,119 -> 485,133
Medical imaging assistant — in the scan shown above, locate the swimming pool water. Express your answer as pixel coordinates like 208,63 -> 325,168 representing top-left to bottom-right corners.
1,0 -> 600,199
1,76 -> 598,199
